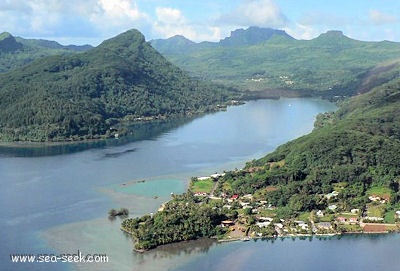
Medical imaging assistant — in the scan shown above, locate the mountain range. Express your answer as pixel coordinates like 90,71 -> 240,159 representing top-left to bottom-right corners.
151,26 -> 400,97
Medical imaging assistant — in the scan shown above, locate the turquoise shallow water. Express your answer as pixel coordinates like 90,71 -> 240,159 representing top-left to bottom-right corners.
112,179 -> 186,197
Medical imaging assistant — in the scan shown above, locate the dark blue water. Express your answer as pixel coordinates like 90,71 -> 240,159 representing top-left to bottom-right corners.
3,98 -> 378,271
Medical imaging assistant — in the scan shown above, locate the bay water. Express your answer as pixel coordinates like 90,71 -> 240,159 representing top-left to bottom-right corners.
2,98 -> 395,271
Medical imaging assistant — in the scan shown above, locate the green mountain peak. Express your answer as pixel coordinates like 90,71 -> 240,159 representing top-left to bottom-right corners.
0,32 -> 13,40
0,32 -> 23,52
0,29 -> 236,142
219,26 -> 293,46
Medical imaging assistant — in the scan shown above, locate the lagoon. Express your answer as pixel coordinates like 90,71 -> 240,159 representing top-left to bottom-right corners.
5,98 -> 395,271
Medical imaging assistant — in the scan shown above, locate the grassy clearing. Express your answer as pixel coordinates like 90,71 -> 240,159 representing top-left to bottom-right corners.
257,209 -> 277,217
319,214 -> 336,222
367,204 -> 386,217
191,178 -> 214,193
298,212 -> 311,221
366,186 -> 392,197
338,213 -> 359,219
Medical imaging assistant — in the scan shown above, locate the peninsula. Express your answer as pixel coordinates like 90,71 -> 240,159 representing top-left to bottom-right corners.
121,61 -> 400,251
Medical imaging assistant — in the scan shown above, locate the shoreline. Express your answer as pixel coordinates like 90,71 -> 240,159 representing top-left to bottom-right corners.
122,217 -> 400,252
0,94 -> 335,149
125,227 -> 400,253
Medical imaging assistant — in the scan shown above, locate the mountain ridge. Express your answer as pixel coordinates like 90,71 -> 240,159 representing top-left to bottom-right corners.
0,32 -> 92,72
219,26 -> 293,46
151,27 -> 400,96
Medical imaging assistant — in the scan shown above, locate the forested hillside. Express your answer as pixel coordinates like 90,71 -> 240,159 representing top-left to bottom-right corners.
0,32 -> 91,72
151,27 -> 400,97
230,61 -> 400,213
0,29 -> 238,142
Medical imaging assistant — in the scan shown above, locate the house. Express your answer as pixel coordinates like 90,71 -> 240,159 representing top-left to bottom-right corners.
364,216 -> 384,222
197,176 -> 211,181
295,221 -> 309,230
316,210 -> 324,217
349,217 -> 358,223
325,191 -> 339,199
337,217 -> 346,223
221,220 -> 235,227
258,217 -> 274,222
351,209 -> 360,214
194,192 -> 208,196
242,194 -> 253,200
328,204 -> 337,211
368,195 -> 381,202
231,194 -> 239,200
317,222 -> 332,230
256,221 -> 271,228
210,173 -> 225,179
396,211 -> 400,218
274,223 -> 284,229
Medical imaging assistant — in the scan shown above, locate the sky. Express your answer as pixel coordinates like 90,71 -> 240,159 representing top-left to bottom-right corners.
1,0 -> 400,45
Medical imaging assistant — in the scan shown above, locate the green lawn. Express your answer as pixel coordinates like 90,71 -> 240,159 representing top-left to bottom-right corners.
366,186 -> 392,197
337,213 -> 359,219
298,212 -> 311,221
319,214 -> 336,222
367,204 -> 386,217
191,179 -> 214,193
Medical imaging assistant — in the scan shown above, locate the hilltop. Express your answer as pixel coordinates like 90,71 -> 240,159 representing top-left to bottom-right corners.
0,32 -> 92,72
219,27 -> 293,46
151,27 -> 400,97
0,29 -> 238,142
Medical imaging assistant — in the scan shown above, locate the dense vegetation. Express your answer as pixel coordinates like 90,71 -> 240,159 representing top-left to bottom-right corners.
0,29 -> 239,142
151,27 -> 400,97
0,32 -> 90,72
220,61 -> 400,216
123,61 -> 400,248
121,193 -> 227,250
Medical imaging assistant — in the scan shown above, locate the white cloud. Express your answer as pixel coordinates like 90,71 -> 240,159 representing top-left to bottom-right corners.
217,0 -> 288,28
0,0 -> 152,44
84,0 -> 152,42
155,7 -> 185,25
152,7 -> 222,41
153,7 -> 195,38
369,10 -> 397,25
284,23 -> 320,40
90,0 -> 148,28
